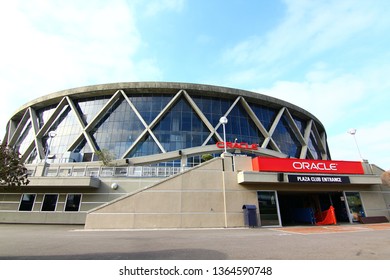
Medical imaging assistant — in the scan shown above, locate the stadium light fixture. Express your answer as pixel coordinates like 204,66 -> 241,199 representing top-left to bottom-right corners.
44,131 -> 57,164
219,116 -> 228,155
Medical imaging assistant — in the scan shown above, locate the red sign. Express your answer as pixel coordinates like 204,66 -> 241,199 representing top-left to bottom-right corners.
252,157 -> 364,175
216,142 -> 258,150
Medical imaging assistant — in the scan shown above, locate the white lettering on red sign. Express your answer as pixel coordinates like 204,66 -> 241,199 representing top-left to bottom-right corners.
292,161 -> 338,171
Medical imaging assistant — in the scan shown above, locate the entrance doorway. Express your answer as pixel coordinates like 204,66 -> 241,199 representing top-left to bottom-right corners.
257,191 -> 281,226
277,191 -> 350,226
345,192 -> 366,222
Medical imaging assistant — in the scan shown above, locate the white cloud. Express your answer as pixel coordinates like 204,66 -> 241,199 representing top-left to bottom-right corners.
222,0 -> 390,81
219,0 -> 390,170
0,0 -> 163,137
143,0 -> 185,17
255,69 -> 366,127
328,121 -> 390,170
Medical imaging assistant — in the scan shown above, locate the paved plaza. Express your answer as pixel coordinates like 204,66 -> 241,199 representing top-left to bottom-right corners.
1,223 -> 390,260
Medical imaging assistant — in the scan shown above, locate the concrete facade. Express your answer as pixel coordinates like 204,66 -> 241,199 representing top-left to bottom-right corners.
1,82 -> 389,229
1,153 -> 388,228
84,155 -> 388,229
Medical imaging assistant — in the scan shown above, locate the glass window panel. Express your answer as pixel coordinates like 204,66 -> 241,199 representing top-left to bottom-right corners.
75,96 -> 111,125
294,117 -> 306,136
82,152 -> 94,162
37,105 -> 56,129
14,121 -> 34,156
258,191 -> 281,226
206,134 -> 219,145
345,192 -> 365,222
191,95 -> 234,127
19,194 -> 36,211
128,93 -> 173,124
26,148 -> 38,164
129,135 -> 161,157
251,104 -> 277,131
65,194 -> 82,212
129,133 -> 161,158
30,92 -> 328,162
272,115 -> 301,158
91,97 -> 144,158
308,131 -> 322,160
41,194 -> 58,211
216,102 -> 264,145
153,97 -> 210,152
42,105 -> 83,163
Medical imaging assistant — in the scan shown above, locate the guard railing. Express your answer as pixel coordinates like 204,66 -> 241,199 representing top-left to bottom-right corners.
27,165 -> 189,178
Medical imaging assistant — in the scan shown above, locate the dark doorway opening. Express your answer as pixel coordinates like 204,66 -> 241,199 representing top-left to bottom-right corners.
278,191 -> 349,226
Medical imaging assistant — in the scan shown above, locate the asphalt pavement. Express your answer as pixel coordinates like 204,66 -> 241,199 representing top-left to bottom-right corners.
1,223 -> 390,260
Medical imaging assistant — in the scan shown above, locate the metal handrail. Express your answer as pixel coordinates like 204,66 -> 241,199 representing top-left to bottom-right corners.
30,165 -> 189,178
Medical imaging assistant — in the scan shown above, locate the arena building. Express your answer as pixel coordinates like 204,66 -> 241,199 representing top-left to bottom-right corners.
1,82 -> 388,228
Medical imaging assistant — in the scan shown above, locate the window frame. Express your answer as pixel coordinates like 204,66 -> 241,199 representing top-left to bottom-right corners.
64,194 -> 82,212
18,193 -> 37,211
40,193 -> 59,212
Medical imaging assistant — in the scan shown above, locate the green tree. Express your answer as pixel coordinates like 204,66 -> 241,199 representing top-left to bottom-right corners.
0,143 -> 29,188
201,154 -> 214,162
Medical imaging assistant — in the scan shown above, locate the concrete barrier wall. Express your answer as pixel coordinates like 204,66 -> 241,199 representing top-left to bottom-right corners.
85,156 -> 259,229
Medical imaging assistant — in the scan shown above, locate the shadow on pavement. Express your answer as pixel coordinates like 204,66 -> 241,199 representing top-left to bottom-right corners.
0,248 -> 228,260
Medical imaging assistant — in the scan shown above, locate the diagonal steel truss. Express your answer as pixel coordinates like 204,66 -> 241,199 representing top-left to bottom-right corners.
6,88 -> 330,163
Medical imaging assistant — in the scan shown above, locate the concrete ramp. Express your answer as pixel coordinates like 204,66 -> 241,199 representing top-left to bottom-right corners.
84,157 -> 247,229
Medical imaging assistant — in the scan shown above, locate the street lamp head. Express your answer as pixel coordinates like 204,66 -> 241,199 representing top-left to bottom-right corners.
44,131 -> 57,166
347,128 -> 356,135
219,116 -> 228,125
48,131 -> 57,138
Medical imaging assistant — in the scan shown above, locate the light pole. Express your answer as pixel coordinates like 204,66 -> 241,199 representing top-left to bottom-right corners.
219,116 -> 228,155
219,116 -> 229,228
347,128 -> 363,160
44,131 -> 57,164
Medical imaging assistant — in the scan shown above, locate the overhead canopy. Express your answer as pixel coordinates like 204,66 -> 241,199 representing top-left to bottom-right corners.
237,171 -> 382,186
27,177 -> 100,188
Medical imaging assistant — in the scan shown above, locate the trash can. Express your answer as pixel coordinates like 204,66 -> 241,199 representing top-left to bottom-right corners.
242,204 -> 258,227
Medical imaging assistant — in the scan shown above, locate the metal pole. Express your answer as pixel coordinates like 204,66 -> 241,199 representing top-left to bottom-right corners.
222,123 -> 227,154
218,116 -> 229,227
348,129 -> 363,160
352,134 -> 363,160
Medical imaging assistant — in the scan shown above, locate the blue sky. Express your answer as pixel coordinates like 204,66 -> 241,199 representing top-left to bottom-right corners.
1,0 -> 389,169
